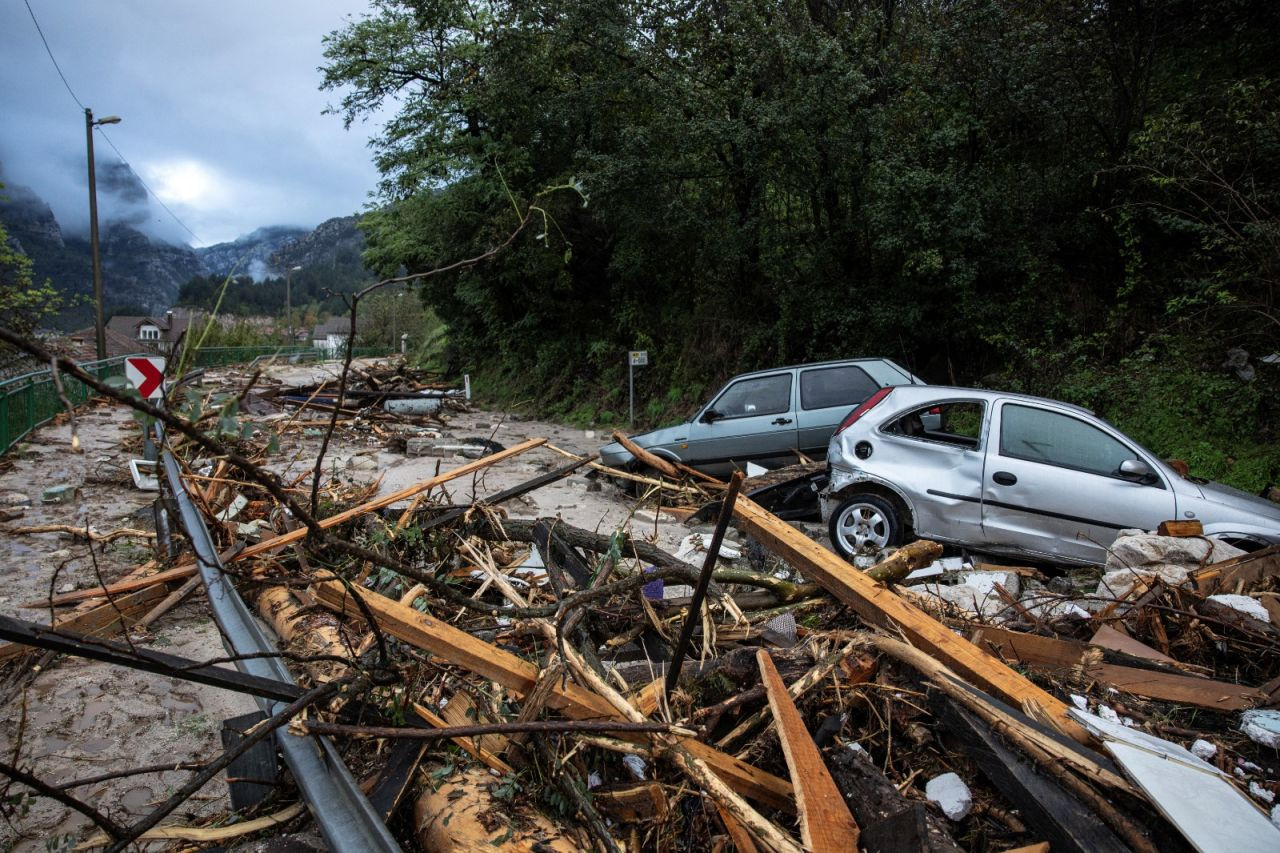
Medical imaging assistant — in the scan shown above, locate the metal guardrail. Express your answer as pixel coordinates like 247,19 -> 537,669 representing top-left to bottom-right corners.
0,354 -> 141,456
184,345 -> 397,368
157,426 -> 402,852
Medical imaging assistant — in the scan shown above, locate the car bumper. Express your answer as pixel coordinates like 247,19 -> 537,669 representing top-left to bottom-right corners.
598,441 -> 634,469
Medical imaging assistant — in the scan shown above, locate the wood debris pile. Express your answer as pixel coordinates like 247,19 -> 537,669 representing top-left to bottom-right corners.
5,365 -> 1280,852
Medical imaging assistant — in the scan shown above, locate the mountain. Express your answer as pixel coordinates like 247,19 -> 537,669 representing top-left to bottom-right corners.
2,177 -> 374,329
195,225 -> 308,280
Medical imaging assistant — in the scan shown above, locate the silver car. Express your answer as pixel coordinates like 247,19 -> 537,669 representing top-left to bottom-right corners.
600,359 -> 926,478
822,385 -> 1280,565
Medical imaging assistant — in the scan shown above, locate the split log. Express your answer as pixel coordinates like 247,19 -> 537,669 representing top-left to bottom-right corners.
7,523 -> 156,542
414,766 -> 579,851
257,586 -> 351,684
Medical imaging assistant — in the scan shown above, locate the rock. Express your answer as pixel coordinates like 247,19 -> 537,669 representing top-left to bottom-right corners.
57,582 -> 76,594
0,491 -> 32,507
0,507 -> 26,521
1207,594 -> 1272,623
925,772 -> 972,820
1240,710 -> 1280,748
41,484 -> 81,504
1190,739 -> 1218,761
1105,531 -> 1244,571
1249,781 -> 1274,804
346,454 -> 378,472
50,549 -> 72,561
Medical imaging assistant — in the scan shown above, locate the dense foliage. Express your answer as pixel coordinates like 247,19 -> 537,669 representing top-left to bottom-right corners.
322,0 -> 1280,488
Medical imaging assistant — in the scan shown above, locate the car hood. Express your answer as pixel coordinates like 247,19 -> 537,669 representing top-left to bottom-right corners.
598,423 -> 690,464
1189,478 -> 1280,523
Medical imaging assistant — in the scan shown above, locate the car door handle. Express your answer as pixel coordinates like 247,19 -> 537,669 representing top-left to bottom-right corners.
772,417 -> 793,426
992,471 -> 1017,486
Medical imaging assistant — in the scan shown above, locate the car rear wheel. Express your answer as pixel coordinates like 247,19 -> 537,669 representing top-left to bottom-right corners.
829,494 -> 901,559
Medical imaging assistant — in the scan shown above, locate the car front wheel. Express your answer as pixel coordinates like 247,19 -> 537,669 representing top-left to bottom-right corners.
829,494 -> 901,559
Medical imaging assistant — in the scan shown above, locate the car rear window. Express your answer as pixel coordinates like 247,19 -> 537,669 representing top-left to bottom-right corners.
800,365 -> 879,410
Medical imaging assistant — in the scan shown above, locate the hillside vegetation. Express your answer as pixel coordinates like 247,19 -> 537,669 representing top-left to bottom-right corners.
322,0 -> 1280,490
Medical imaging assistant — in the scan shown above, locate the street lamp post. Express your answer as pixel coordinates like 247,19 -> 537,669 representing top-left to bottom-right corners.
285,265 -> 302,343
85,109 -> 121,361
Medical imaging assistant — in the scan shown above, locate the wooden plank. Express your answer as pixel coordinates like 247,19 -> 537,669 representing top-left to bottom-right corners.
239,437 -> 546,560
0,585 -> 169,660
593,782 -> 669,822
1089,624 -> 1177,665
731,496 -> 1089,742
313,580 -> 794,811
412,703 -> 513,774
22,564 -> 196,608
1157,519 -> 1203,537
758,649 -> 859,852
971,625 -> 1264,710
1190,544 -> 1280,595
367,739 -> 428,822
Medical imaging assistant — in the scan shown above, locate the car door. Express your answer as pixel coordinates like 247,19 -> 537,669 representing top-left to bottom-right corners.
874,399 -> 989,543
796,364 -> 885,457
981,400 -> 1176,563
684,371 -> 798,475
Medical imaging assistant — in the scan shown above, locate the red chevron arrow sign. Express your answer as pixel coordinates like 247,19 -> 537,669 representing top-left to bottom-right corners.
125,356 -> 166,399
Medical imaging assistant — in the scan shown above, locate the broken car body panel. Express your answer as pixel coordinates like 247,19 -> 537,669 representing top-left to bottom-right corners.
600,358 -> 926,478
822,386 -> 1280,565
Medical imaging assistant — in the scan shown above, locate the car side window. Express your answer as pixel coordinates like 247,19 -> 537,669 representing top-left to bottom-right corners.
999,404 -> 1134,476
710,374 -> 792,419
799,366 -> 879,410
884,401 -> 984,449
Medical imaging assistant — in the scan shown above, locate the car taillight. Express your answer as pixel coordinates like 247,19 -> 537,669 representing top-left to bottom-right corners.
834,387 -> 894,436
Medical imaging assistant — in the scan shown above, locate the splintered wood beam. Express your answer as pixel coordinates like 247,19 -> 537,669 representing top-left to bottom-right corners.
239,437 -> 547,559
758,649 -> 859,852
1,585 -> 170,660
312,580 -> 794,811
23,564 -> 196,608
731,495 -> 1089,743
611,430 -> 682,479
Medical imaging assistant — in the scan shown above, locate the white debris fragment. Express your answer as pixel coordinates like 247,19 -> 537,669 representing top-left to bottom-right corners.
1207,594 -> 1272,624
847,742 -> 869,757
1190,739 -> 1218,761
1097,705 -> 1121,725
1249,782 -> 1275,804
925,772 -> 972,821
622,754 -> 647,780
675,532 -> 741,564
1241,710 -> 1280,749
1070,694 -> 1089,711
587,771 -> 603,790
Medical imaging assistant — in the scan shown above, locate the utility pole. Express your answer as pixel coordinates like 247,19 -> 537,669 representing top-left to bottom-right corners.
85,109 -> 121,360
286,265 -> 302,342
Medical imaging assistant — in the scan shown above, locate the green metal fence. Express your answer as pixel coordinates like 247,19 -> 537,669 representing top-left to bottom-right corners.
0,345 -> 397,456
0,354 -> 137,457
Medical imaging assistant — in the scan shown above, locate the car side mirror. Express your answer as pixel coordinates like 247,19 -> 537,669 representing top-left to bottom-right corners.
701,409 -> 722,424
1118,459 -> 1158,485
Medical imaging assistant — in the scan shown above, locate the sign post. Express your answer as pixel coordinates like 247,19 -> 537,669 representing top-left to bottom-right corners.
628,350 -> 648,427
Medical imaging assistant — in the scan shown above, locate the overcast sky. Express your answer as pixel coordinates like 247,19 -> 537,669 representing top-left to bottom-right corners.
0,1 -> 387,247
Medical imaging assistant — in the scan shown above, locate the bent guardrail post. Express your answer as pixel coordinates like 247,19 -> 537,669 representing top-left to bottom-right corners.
156,423 -> 401,852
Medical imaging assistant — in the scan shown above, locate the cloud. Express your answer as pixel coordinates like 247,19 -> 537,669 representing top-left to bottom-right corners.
0,1 -> 387,248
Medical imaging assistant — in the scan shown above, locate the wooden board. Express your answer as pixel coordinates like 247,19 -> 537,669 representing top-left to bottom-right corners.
22,564 -> 196,609
1190,544 -> 1280,595
758,649 -> 859,852
1157,519 -> 1203,537
0,584 -> 169,661
313,580 -> 794,811
731,496 -> 1088,742
971,625 -> 1264,710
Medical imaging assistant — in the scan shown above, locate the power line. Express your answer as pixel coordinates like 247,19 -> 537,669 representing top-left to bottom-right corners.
23,0 -> 84,110
23,0 -> 206,247
97,130 -> 204,245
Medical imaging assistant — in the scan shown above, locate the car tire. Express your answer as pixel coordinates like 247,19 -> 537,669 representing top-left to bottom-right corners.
829,494 -> 901,560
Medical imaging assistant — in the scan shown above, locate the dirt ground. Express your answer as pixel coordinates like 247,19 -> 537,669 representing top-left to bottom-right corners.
0,359 -> 718,850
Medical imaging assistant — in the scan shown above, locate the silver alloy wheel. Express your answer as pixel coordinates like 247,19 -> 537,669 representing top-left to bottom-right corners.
834,500 -> 892,554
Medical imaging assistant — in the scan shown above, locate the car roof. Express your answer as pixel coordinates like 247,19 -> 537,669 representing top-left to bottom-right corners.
730,358 -> 922,381
879,384 -> 1097,417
